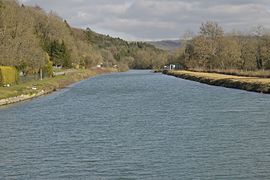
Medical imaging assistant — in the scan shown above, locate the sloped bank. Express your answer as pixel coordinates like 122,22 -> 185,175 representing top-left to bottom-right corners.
163,70 -> 270,94
0,68 -> 117,106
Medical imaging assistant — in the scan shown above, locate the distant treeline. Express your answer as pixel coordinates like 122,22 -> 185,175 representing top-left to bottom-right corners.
0,0 -> 168,74
171,21 -> 270,71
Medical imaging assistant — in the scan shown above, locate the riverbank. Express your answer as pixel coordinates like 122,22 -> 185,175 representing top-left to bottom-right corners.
0,68 -> 117,106
163,70 -> 270,94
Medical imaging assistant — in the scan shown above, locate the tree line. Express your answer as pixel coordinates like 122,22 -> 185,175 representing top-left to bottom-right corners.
83,28 -> 168,70
0,0 -> 168,75
173,21 -> 270,72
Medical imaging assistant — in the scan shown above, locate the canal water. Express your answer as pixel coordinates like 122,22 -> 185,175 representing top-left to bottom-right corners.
1,70 -> 270,179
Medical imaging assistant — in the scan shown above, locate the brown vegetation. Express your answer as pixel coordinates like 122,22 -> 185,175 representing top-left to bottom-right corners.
0,0 -> 168,75
172,21 -> 270,76
164,70 -> 270,94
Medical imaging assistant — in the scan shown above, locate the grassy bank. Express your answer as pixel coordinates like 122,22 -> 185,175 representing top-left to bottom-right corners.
189,69 -> 270,78
164,70 -> 270,93
0,68 -> 117,106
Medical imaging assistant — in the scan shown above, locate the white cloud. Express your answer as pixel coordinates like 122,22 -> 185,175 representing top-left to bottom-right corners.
18,0 -> 270,40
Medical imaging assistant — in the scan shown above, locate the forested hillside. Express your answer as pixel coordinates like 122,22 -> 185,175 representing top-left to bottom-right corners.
148,40 -> 181,51
0,0 -> 168,74
173,21 -> 270,72
83,28 -> 168,70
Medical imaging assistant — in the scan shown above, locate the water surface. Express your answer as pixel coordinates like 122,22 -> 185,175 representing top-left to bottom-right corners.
1,70 -> 270,179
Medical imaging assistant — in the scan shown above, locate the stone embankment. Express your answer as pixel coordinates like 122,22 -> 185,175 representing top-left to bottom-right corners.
0,90 -> 49,106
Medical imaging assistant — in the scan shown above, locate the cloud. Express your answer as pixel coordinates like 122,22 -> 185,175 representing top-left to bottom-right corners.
18,0 -> 270,40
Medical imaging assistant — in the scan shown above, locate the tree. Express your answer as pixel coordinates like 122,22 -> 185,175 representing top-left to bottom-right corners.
237,36 -> 257,70
184,21 -> 225,70
0,0 -> 168,73
217,37 -> 241,69
200,21 -> 224,39
259,35 -> 270,69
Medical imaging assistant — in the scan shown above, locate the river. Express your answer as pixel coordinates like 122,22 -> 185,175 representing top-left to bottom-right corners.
1,70 -> 270,179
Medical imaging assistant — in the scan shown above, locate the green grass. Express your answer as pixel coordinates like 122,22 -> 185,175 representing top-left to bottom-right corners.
0,75 -> 64,99
0,68 -> 116,100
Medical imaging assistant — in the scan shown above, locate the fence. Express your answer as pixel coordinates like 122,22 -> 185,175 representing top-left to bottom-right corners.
18,74 -> 40,83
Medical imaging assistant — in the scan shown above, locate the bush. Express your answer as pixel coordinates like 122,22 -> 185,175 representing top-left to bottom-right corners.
42,60 -> 53,78
0,66 -> 18,85
162,70 -> 169,74
42,54 -> 53,78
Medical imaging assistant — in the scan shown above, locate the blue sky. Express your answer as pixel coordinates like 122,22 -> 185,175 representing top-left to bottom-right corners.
19,0 -> 270,41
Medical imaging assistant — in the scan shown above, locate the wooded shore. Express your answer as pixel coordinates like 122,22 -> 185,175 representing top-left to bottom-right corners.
0,68 -> 116,107
163,70 -> 270,94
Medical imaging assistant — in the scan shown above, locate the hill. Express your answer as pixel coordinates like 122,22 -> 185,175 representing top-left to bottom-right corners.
0,0 -> 168,74
147,40 -> 181,51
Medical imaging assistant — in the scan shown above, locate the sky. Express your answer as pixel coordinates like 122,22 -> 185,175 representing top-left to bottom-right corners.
19,0 -> 270,41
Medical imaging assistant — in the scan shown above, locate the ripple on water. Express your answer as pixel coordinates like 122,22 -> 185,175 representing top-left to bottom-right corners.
1,70 -> 270,179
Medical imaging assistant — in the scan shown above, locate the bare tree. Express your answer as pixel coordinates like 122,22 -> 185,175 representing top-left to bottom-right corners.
200,21 -> 224,39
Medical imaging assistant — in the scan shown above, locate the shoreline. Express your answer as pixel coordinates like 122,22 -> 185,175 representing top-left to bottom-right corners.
0,68 -> 117,107
0,90 -> 51,107
163,70 -> 270,94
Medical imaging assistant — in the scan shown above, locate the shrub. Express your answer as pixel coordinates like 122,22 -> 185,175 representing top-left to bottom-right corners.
42,54 -> 53,78
0,66 -> 18,86
42,60 -> 53,78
